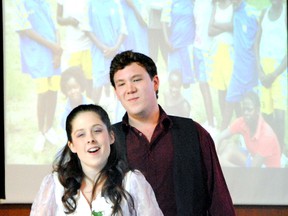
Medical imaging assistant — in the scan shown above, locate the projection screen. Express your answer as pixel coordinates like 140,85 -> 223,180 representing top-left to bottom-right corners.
2,0 -> 288,205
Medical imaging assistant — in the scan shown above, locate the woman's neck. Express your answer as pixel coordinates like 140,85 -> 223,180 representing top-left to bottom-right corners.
81,172 -> 105,208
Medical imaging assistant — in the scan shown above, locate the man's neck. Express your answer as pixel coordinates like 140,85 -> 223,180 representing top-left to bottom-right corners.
128,105 -> 160,142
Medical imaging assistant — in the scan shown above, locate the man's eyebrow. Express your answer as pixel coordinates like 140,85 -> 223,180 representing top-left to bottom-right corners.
115,74 -> 142,83
115,79 -> 125,84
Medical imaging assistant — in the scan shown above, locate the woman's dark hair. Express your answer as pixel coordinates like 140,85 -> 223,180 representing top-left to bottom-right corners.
53,104 -> 135,215
110,50 -> 158,98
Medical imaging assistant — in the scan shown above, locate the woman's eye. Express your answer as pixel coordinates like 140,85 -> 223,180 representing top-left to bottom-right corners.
93,128 -> 102,133
77,133 -> 84,138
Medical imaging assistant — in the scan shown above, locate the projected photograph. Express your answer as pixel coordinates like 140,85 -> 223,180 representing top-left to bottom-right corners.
4,0 -> 287,168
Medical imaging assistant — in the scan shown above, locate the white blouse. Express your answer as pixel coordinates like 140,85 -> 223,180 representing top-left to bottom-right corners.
30,170 -> 163,216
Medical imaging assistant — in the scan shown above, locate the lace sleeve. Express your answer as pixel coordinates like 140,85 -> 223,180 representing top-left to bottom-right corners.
30,173 -> 57,216
125,170 -> 164,216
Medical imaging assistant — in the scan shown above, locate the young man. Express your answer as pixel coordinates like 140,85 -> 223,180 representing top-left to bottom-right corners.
109,50 -> 235,215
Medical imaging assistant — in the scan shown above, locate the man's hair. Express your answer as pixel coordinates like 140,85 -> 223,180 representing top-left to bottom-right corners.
109,50 -> 158,88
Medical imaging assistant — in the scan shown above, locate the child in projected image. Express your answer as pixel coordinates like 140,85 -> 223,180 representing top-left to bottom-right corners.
15,0 -> 63,152
120,0 -> 149,55
163,71 -> 191,118
161,0 -> 196,87
30,104 -> 163,215
255,0 -> 287,154
208,0 -> 234,125
193,0 -> 217,132
60,66 -> 94,130
221,0 -> 259,130
56,0 -> 93,99
86,0 -> 127,105
215,91 -> 281,168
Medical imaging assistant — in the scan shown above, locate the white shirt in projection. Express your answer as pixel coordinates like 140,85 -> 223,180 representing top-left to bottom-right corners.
57,0 -> 92,52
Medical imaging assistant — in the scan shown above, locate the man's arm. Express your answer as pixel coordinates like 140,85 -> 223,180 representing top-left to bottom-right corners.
196,122 -> 236,215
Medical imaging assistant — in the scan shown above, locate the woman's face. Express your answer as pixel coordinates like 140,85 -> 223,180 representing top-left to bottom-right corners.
68,111 -> 114,173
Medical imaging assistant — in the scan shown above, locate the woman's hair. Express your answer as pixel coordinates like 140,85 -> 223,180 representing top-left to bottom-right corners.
109,50 -> 158,98
53,104 -> 135,215
60,66 -> 86,96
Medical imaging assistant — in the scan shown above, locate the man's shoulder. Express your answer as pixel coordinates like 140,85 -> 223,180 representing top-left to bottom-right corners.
168,115 -> 203,129
168,115 -> 193,122
112,121 -> 122,126
170,116 -> 212,139
112,121 -> 123,133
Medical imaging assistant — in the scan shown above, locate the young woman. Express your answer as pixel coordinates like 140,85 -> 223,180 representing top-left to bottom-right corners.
30,104 -> 163,215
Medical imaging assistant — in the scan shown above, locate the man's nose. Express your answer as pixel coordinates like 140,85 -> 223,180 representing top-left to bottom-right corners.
127,82 -> 136,94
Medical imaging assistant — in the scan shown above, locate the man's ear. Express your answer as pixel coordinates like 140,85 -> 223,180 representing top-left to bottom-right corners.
68,141 -> 76,153
153,75 -> 159,92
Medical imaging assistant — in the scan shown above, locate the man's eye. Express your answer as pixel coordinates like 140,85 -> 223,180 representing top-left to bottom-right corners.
117,83 -> 125,87
133,78 -> 141,82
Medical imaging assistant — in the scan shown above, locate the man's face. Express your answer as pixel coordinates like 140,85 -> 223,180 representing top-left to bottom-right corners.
242,98 -> 258,124
113,62 -> 159,117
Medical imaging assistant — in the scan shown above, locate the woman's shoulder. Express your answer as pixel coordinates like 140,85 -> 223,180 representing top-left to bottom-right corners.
124,170 -> 144,181
40,173 -> 56,186
123,170 -> 164,215
124,170 -> 147,188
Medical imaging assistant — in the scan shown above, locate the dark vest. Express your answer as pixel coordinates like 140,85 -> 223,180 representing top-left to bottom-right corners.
113,116 -> 209,215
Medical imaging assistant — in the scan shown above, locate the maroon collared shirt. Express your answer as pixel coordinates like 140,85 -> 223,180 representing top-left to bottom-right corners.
122,110 -> 176,216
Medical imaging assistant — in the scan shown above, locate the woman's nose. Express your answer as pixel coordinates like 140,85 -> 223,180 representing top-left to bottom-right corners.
87,133 -> 95,143
87,139 -> 95,143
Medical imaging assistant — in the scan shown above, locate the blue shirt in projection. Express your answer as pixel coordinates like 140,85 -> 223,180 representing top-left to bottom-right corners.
232,1 -> 259,88
88,0 -> 127,86
15,0 -> 60,78
161,0 -> 195,49
120,0 -> 149,55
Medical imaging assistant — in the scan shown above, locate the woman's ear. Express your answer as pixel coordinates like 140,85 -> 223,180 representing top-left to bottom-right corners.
68,141 -> 76,153
110,131 -> 115,145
